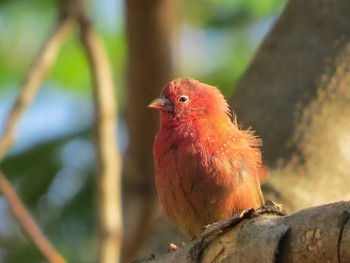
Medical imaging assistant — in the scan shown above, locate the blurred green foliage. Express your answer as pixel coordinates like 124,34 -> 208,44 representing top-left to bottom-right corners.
0,0 -> 285,262
1,131 -> 96,262
186,0 -> 283,27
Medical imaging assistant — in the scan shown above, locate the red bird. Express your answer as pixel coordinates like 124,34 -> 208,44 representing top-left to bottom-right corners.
149,78 -> 266,238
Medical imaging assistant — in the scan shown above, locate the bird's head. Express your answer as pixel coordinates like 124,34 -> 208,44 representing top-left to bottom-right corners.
149,78 -> 231,125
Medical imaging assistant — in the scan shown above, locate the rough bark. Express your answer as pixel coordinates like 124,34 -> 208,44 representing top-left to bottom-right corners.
139,201 -> 350,263
230,0 -> 350,211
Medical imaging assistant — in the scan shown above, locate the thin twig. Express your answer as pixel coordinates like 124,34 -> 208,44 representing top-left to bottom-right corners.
0,17 -> 73,263
0,17 -> 75,160
78,10 -> 123,263
0,171 -> 67,263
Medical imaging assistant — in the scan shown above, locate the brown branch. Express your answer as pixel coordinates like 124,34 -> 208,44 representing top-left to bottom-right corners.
140,201 -> 350,263
0,171 -> 66,263
0,17 -> 74,160
77,7 -> 123,263
0,15 -> 74,263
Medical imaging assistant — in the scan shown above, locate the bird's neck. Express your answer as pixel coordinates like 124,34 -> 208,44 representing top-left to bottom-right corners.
159,115 -> 235,145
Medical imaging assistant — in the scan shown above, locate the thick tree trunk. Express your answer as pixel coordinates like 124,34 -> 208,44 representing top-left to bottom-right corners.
230,0 -> 350,211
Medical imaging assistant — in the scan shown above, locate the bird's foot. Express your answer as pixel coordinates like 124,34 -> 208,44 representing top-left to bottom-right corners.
169,241 -> 186,251
169,243 -> 179,250
201,208 -> 255,238
256,199 -> 287,216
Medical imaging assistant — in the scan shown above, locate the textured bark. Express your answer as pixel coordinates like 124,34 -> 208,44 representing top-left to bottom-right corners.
230,0 -> 350,211
139,201 -> 350,263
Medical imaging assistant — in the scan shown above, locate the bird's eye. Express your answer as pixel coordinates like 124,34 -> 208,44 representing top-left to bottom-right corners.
178,95 -> 189,103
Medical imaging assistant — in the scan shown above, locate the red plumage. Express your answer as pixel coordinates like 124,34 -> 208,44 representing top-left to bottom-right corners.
149,78 -> 266,238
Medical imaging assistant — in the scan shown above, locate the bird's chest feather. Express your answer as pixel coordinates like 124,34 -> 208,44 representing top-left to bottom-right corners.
154,120 -> 239,196
153,118 -> 264,238
153,121 -> 247,232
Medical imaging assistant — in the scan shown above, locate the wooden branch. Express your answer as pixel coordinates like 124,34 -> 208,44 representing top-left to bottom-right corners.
1,1 -> 121,262
0,171 -> 66,263
0,14 -> 73,263
139,201 -> 350,263
0,17 -> 74,160
77,5 -> 123,263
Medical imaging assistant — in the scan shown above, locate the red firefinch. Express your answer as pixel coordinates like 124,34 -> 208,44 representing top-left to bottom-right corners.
149,78 -> 266,238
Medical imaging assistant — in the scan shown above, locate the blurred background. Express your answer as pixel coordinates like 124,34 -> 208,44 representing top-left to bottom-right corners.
0,0 -> 287,262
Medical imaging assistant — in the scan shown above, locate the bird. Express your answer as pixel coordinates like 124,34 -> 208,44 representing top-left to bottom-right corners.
148,78 -> 266,238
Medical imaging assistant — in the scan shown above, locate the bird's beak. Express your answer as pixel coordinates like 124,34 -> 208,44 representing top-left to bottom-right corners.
148,95 -> 173,111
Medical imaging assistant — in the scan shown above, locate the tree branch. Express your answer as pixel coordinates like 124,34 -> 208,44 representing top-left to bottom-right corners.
0,17 -> 74,160
77,5 -> 123,263
0,171 -> 66,263
139,201 -> 350,263
0,15 -> 74,263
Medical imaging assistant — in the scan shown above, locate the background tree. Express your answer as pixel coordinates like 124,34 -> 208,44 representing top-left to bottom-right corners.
232,0 -> 350,212
122,0 -> 179,261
